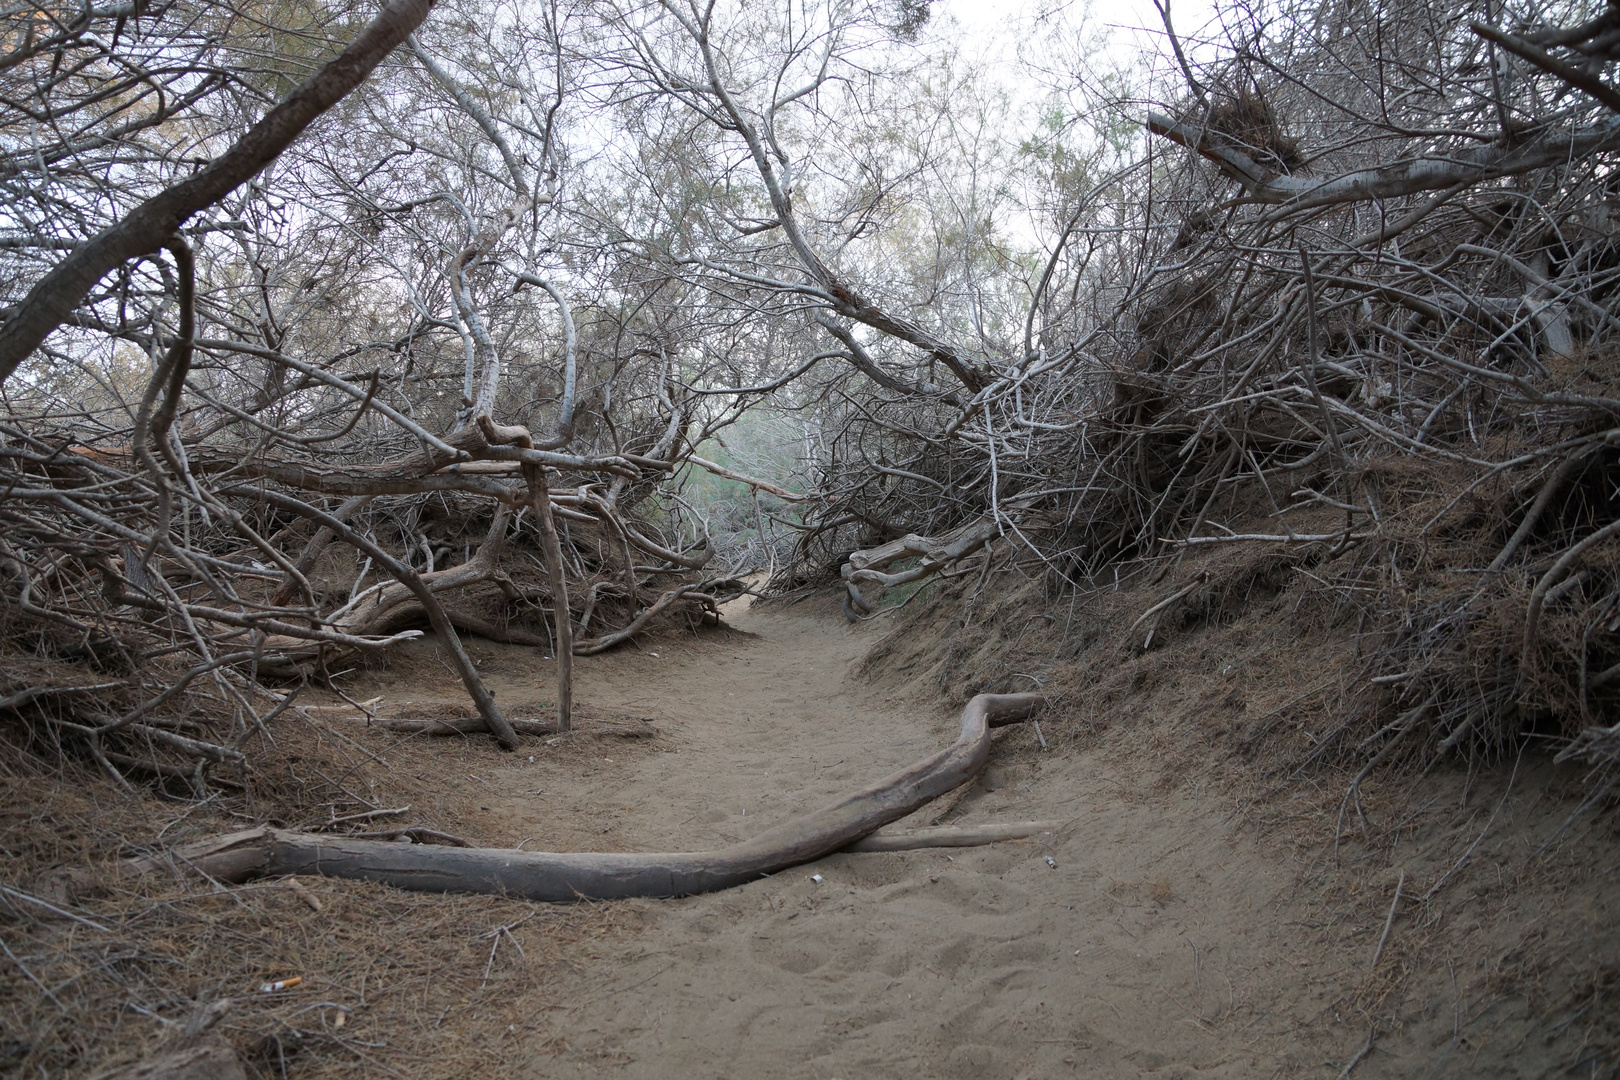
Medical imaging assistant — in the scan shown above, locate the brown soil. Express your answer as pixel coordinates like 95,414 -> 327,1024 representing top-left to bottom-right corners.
4,591 -> 1616,1078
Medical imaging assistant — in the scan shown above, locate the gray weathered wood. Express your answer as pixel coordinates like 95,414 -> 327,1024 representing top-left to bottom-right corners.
87,1038 -> 245,1080
111,693 -> 1043,902
843,820 -> 1062,852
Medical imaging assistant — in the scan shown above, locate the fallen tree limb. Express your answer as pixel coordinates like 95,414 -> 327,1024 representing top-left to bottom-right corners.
82,693 -> 1042,902
343,826 -> 472,846
573,583 -> 700,654
840,517 -> 1000,621
843,820 -> 1062,852
346,715 -> 657,738
250,489 -> 520,750
1146,110 -> 1620,210
87,1037 -> 246,1080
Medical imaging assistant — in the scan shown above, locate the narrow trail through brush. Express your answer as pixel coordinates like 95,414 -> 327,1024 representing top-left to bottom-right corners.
65,693 -> 1044,902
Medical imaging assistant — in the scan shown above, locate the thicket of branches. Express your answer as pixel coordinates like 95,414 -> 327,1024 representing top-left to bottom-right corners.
789,0 -> 1620,791
4,0 -> 1620,795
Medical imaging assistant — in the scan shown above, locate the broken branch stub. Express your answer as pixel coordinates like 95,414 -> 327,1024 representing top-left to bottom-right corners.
91,693 -> 1043,902
840,517 -> 1001,619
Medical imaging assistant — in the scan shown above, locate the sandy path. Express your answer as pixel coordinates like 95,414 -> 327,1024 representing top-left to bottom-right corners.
311,585 -> 1618,1080
388,599 -> 1361,1080
338,599 -> 1369,1077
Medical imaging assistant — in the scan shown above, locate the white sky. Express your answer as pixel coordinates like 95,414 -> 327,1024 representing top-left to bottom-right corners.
939,0 -> 1166,53
933,0 -> 1221,75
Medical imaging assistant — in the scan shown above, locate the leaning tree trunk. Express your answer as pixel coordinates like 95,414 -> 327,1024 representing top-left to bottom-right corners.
87,693 -> 1042,902
257,491 -> 521,749
527,463 -> 573,731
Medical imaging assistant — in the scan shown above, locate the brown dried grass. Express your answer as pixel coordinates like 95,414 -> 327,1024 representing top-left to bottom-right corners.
851,525 -> 1620,1072
0,711 -> 640,1079
855,435 -> 1620,807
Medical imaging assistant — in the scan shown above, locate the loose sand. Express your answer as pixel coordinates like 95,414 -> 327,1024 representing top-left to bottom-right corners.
8,590 -> 1609,1078
331,596 -> 1472,1079
8,580 -> 1614,1079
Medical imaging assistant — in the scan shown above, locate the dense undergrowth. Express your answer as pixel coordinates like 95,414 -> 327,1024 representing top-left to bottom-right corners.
4,0 -> 1620,1072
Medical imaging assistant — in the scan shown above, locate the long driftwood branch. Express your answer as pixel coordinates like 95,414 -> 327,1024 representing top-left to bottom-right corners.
88,693 -> 1043,902
844,820 -> 1061,852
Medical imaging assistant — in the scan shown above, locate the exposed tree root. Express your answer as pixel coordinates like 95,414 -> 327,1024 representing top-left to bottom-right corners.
840,517 -> 1001,621
72,694 -> 1042,902
346,715 -> 658,738
843,820 -> 1062,852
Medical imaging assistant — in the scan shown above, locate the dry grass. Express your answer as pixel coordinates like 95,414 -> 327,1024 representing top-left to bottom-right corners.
0,712 -> 644,1080
859,438 -> 1620,779
845,495 -> 1620,1073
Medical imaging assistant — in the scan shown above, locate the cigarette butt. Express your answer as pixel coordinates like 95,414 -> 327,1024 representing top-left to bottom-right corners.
287,879 -> 322,912
258,976 -> 302,993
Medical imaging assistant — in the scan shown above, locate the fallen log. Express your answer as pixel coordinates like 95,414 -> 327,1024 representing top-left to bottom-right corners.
351,715 -> 657,738
843,820 -> 1061,852
839,517 -> 1002,620
87,1037 -> 245,1080
87,693 -> 1042,902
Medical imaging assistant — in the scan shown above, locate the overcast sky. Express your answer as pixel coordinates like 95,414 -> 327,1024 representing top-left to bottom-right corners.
932,0 -> 1221,78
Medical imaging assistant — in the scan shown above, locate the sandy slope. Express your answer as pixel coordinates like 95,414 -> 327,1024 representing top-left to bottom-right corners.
328,595 -> 1612,1079
375,598 -> 1366,1080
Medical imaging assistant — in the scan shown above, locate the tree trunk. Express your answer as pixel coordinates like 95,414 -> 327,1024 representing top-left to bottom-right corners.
88,1038 -> 245,1080
527,464 -> 573,732
96,693 -> 1042,902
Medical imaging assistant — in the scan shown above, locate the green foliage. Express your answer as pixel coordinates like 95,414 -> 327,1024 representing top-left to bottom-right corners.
219,0 -> 371,99
889,0 -> 934,41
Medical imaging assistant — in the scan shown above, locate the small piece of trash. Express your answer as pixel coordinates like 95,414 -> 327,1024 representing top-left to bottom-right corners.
258,977 -> 302,993
528,755 -> 535,762
810,873 -> 824,884
286,878 -> 322,912
1044,856 -> 1058,869
649,651 -> 660,658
